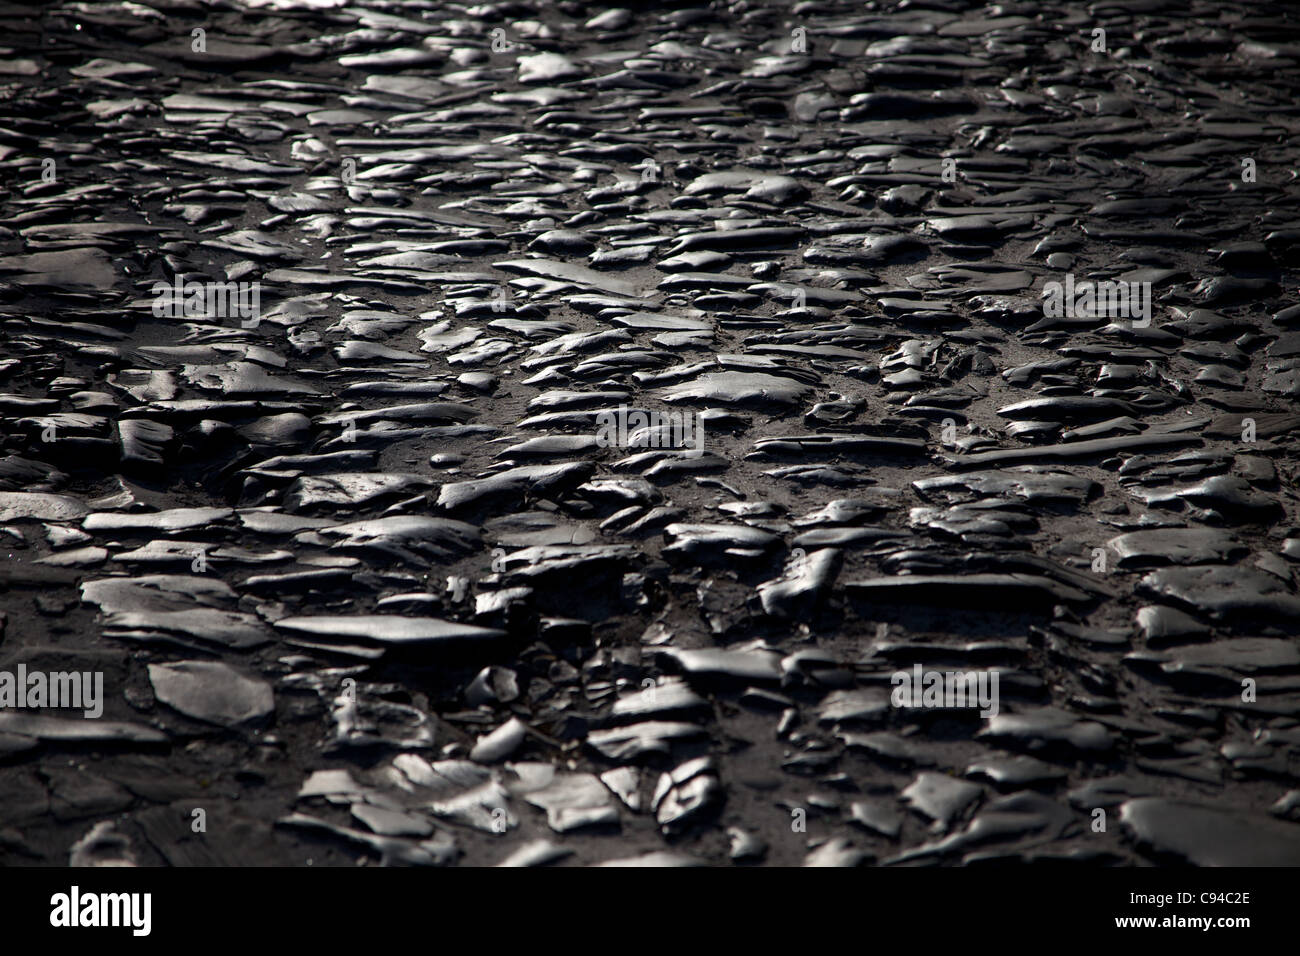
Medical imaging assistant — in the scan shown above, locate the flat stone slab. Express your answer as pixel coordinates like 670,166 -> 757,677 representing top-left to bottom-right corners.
273,615 -> 505,646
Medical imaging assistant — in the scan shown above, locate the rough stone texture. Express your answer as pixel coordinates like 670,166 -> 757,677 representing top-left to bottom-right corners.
1,0 -> 1299,869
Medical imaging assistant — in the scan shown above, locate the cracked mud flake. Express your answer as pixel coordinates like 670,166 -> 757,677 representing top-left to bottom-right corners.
1120,799 -> 1300,866
0,492 -> 89,522
0,713 -> 166,745
890,793 -> 1075,864
147,661 -> 273,728
1138,566 -> 1300,620
901,772 -> 983,828
0,248 -> 117,289
4,0 -> 1300,870
273,616 -> 505,647
979,709 -> 1114,753
1106,528 -> 1246,568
